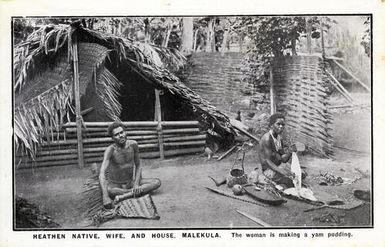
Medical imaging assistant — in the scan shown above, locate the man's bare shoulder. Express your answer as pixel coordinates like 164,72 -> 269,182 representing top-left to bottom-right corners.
104,144 -> 115,154
260,132 -> 271,144
127,139 -> 138,147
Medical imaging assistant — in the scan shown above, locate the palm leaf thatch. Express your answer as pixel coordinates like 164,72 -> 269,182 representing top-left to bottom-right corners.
14,23 -> 236,157
95,67 -> 122,121
77,27 -> 236,138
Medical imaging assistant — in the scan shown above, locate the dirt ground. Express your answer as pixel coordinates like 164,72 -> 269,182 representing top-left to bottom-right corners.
15,109 -> 371,229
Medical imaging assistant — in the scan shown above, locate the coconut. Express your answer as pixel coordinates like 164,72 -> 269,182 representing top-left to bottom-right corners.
232,184 -> 244,195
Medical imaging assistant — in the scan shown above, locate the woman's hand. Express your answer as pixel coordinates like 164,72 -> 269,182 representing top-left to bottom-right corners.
290,144 -> 297,153
280,169 -> 295,180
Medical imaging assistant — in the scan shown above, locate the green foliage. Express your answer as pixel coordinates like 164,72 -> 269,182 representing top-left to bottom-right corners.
361,17 -> 371,57
233,16 -> 336,90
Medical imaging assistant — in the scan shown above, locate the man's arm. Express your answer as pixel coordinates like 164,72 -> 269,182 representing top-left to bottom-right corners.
132,141 -> 142,196
99,146 -> 113,208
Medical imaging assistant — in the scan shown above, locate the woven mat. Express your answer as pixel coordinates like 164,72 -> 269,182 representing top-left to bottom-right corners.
90,194 -> 160,226
80,174 -> 160,226
116,194 -> 160,219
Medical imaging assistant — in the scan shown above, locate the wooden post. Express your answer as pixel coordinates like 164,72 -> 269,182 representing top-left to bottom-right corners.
154,89 -> 164,159
72,36 -> 84,168
193,29 -> 198,51
320,18 -> 325,59
306,17 -> 312,54
269,66 -> 276,115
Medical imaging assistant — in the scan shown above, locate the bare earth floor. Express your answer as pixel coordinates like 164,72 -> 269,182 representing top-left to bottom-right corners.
15,111 -> 371,228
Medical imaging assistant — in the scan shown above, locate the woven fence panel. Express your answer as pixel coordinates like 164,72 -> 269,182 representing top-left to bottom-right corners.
272,56 -> 333,156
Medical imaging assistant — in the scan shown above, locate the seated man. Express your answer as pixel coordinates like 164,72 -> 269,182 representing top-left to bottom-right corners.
99,122 -> 161,209
256,113 -> 304,188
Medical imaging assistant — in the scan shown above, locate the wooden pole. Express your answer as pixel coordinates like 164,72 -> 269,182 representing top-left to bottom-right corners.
63,121 -> 200,128
306,17 -> 312,54
232,125 -> 259,143
193,29 -> 198,51
325,70 -> 354,103
20,142 -> 205,163
332,60 -> 370,92
155,89 -> 165,159
81,107 -> 94,116
320,18 -> 325,59
236,210 -> 271,227
269,66 -> 276,115
18,147 -> 205,169
64,128 -> 200,136
41,133 -> 207,147
72,35 -> 84,168
217,145 -> 237,161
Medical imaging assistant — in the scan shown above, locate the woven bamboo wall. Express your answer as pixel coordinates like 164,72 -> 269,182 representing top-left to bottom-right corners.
272,56 -> 333,156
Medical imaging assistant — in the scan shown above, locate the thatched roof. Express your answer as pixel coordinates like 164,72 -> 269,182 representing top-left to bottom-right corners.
14,23 -> 236,156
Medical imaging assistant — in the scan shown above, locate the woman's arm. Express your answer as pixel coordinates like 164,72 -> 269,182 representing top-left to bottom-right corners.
259,138 -> 294,178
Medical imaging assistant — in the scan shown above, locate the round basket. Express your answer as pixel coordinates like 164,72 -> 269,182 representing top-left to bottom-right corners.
226,148 -> 248,188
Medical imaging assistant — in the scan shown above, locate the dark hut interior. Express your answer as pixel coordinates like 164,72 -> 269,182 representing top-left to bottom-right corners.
104,58 -> 195,122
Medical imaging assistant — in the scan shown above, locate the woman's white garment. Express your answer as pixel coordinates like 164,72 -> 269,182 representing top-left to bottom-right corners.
291,152 -> 302,190
284,152 -> 318,201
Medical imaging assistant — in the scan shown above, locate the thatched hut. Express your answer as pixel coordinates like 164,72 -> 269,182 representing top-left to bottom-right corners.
14,23 -> 237,160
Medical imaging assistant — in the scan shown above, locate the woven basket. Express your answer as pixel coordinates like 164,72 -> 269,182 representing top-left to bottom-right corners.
226,148 -> 248,188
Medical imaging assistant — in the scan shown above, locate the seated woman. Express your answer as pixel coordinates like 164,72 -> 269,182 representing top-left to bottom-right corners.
255,113 -> 305,188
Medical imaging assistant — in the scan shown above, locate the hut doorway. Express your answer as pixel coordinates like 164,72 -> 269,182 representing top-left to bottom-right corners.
106,61 -> 195,122
107,63 -> 156,121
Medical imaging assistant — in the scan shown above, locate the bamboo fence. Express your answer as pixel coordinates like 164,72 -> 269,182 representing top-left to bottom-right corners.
272,56 -> 333,156
16,121 -> 206,169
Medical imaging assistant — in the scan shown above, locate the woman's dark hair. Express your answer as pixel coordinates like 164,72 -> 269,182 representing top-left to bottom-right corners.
269,113 -> 285,126
107,121 -> 124,137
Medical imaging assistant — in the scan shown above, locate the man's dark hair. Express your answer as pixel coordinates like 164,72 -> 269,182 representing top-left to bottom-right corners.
269,113 -> 285,126
107,121 -> 124,137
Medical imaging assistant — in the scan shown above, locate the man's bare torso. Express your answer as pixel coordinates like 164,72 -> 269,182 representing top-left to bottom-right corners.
107,140 -> 136,185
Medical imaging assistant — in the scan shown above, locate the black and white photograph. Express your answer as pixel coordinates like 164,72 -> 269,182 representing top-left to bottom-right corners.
11,14 -> 373,231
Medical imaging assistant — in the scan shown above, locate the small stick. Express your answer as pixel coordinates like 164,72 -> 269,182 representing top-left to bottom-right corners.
208,176 -> 226,187
236,210 -> 271,227
205,187 -> 266,207
217,145 -> 237,161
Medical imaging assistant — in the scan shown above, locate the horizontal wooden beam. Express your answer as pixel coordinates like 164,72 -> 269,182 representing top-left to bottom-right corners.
40,133 -> 206,147
17,147 -> 205,169
64,128 -> 201,136
63,121 -> 200,128
18,138 -> 206,161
